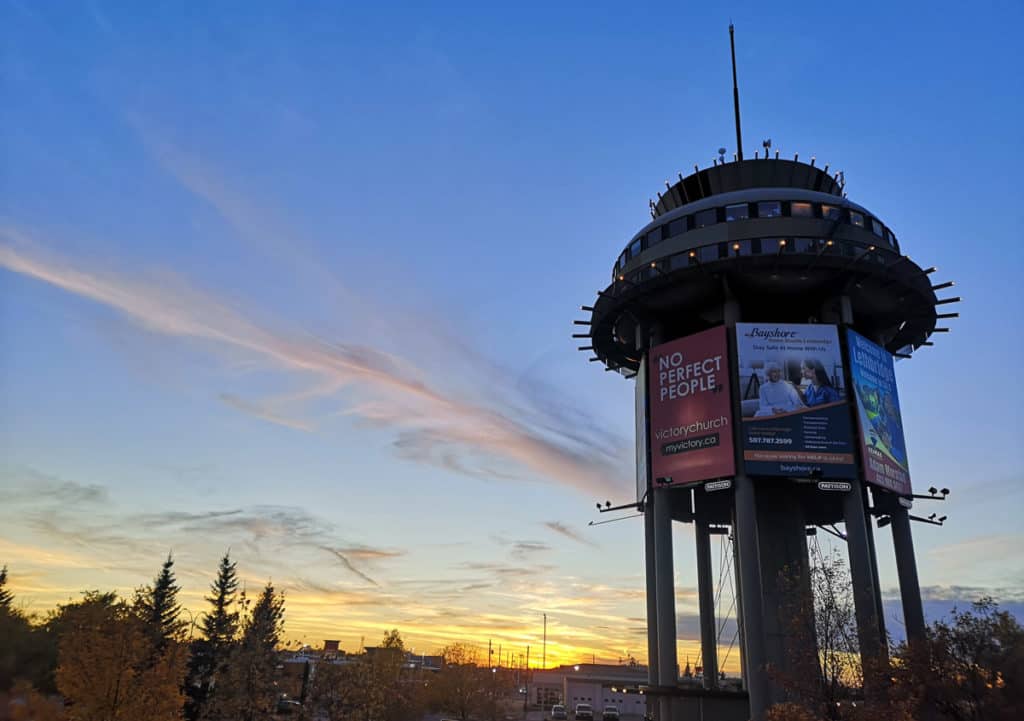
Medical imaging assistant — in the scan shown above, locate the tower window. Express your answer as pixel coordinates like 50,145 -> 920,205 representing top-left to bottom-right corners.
757,201 -> 781,218
850,211 -> 865,227
629,238 -> 642,258
791,202 -> 813,217
725,203 -> 749,221
647,226 -> 664,247
822,204 -> 842,221
695,208 -> 717,228
871,219 -> 884,237
668,216 -> 689,237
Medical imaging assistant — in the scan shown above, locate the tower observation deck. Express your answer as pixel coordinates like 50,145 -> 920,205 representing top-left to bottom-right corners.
588,158 -> 945,374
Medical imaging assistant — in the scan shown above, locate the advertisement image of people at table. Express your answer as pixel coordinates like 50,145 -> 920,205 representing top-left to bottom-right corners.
736,323 -> 856,478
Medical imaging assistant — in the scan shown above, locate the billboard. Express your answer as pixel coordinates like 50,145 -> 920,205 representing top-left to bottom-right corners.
736,323 -> 855,478
647,326 -> 735,486
635,359 -> 649,503
847,329 -> 912,494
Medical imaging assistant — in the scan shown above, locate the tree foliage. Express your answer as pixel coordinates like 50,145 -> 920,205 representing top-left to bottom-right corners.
767,572 -> 1024,721
428,643 -> 506,721
200,553 -> 240,647
186,552 -> 240,721
136,553 -> 186,647
302,631 -> 425,721
201,582 -> 285,721
0,566 -> 13,609
55,592 -> 187,721
0,567 -> 54,693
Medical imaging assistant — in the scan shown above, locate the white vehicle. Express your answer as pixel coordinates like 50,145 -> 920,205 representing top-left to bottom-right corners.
574,703 -> 594,720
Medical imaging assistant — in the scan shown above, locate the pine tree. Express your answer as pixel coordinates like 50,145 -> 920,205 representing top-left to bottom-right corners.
138,553 -> 186,646
200,553 -> 240,646
244,581 -> 284,651
204,581 -> 285,721
0,565 -> 13,609
186,552 -> 241,721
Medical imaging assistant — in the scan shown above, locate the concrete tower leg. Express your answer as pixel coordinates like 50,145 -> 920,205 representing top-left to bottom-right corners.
891,507 -> 926,643
654,485 -> 678,721
863,487 -> 888,649
724,289 -> 769,720
731,514 -> 747,689
645,497 -> 659,687
695,514 -> 719,688
842,479 -> 885,686
639,325 -> 660,694
757,486 -> 816,704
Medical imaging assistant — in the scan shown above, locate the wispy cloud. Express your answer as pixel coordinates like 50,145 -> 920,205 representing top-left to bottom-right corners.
0,230 -> 625,498
543,521 -> 598,548
218,393 -> 315,431
319,546 -> 380,587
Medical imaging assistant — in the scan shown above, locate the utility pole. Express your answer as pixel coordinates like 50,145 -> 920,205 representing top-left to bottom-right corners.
524,645 -> 531,713
543,613 -> 547,669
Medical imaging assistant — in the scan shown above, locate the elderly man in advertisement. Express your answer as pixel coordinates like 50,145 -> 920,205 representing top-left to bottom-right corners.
754,363 -> 805,416
800,358 -> 841,407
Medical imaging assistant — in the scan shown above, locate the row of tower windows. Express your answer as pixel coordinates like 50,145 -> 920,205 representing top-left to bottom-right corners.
615,201 -> 897,279
616,236 -> 891,285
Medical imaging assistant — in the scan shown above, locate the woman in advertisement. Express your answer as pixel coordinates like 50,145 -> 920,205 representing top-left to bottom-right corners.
800,358 -> 841,406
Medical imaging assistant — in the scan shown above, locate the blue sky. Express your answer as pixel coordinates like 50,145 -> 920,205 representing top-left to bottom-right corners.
1,0 -> 1022,664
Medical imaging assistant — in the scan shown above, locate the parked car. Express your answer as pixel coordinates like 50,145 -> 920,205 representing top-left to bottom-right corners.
602,705 -> 620,721
551,704 -> 568,720
574,703 -> 594,720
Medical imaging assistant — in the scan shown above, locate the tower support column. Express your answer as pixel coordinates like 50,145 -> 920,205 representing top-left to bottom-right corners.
644,493 -> 659,687
724,288 -> 768,720
843,478 -> 885,682
653,485 -> 678,720
891,506 -> 926,643
695,514 -> 719,688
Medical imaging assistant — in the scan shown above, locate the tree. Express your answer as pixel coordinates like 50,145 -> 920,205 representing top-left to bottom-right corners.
202,582 -> 285,721
891,598 -> 1024,721
186,553 -> 240,721
302,661 -> 363,721
0,566 -> 13,609
0,567 -> 52,693
381,628 -> 404,651
136,553 -> 186,647
809,545 -> 861,712
431,643 -> 488,721
55,591 -> 188,721
5,680 -> 67,721
200,553 -> 240,647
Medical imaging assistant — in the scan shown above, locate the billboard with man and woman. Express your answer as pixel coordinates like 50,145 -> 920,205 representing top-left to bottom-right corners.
736,323 -> 856,478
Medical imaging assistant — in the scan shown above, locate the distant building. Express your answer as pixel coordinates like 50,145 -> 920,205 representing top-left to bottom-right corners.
531,663 -> 650,716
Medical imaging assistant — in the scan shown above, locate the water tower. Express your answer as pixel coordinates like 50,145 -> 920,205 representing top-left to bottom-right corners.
576,26 -> 956,720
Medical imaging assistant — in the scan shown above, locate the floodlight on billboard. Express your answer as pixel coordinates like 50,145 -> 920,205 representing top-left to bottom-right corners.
647,326 -> 735,487
847,328 -> 912,495
735,323 -> 856,478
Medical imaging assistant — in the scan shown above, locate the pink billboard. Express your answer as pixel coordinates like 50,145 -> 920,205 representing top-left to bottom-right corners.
648,327 -> 735,486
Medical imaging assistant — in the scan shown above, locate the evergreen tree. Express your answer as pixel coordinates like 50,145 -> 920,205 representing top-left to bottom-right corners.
244,581 -> 285,651
186,552 -> 241,721
203,581 -> 285,721
0,565 -> 13,609
137,553 -> 186,646
200,553 -> 240,646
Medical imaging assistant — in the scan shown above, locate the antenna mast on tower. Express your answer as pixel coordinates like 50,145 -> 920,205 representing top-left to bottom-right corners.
729,23 -> 744,161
